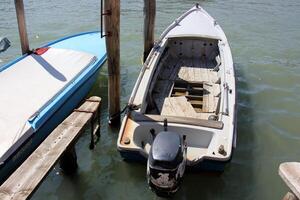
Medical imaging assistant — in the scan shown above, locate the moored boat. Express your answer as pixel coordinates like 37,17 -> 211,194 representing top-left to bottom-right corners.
0,31 -> 106,184
117,4 -> 236,195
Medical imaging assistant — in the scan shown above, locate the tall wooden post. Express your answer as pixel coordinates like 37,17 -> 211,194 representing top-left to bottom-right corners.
104,0 -> 120,125
143,0 -> 156,62
14,0 -> 30,55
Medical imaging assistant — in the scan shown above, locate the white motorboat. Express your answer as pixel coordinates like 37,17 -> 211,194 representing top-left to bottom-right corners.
117,4 -> 237,195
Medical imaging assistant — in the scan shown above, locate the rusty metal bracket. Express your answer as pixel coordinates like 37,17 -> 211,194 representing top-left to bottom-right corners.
101,0 -> 112,38
73,102 -> 101,150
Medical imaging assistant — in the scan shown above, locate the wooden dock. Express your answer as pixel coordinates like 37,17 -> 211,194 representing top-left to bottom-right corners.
279,162 -> 300,200
0,96 -> 101,200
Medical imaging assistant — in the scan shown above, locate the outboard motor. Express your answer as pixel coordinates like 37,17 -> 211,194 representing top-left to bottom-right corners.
0,37 -> 11,53
147,119 -> 187,196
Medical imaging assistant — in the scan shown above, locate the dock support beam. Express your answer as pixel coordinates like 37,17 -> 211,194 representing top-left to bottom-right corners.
143,0 -> 156,62
279,162 -> 300,200
104,0 -> 121,125
0,97 -> 101,200
14,0 -> 30,55
282,192 -> 298,200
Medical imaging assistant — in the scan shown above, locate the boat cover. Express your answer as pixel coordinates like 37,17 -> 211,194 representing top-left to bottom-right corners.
167,8 -> 221,40
0,48 -> 96,158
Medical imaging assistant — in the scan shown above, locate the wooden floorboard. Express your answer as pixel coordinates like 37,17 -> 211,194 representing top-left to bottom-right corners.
279,162 -> 300,199
161,96 -> 196,118
0,96 -> 101,200
150,56 -> 221,118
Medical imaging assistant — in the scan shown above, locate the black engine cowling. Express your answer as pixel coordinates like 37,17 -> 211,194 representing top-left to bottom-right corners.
147,130 -> 187,196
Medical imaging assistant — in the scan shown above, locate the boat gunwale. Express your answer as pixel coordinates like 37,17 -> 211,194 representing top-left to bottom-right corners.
0,31 -> 99,73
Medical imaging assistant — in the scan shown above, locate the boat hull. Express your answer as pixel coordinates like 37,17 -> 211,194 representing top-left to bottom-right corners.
117,5 -> 236,174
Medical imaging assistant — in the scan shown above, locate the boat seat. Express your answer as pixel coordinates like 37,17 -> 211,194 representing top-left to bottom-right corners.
176,59 -> 219,83
161,96 -> 197,118
168,80 -> 220,117
131,112 -> 223,129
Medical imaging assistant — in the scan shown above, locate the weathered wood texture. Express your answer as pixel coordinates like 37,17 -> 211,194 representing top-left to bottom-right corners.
161,96 -> 196,118
177,59 -> 218,83
14,0 -> 30,55
0,96 -> 101,200
104,0 -> 121,125
282,192 -> 299,200
279,162 -> 300,199
132,112 -> 223,129
202,83 -> 220,113
143,0 -> 156,62
150,56 -> 220,119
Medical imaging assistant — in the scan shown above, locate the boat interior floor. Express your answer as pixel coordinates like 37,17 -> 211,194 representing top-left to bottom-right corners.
146,56 -> 221,120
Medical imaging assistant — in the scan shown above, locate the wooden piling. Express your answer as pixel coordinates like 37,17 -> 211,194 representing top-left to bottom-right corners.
14,0 -> 30,55
104,0 -> 121,125
143,0 -> 156,62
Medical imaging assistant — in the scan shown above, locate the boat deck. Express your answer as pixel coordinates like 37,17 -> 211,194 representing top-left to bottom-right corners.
147,56 -> 221,120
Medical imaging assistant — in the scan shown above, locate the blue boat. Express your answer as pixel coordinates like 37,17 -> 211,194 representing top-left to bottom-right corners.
0,31 -> 106,184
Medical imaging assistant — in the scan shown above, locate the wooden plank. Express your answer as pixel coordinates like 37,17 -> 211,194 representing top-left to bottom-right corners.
131,112 -> 223,129
14,0 -> 30,54
104,0 -> 120,125
0,96 -> 101,200
202,83 -> 220,113
207,68 -> 218,83
282,192 -> 298,200
143,0 -> 156,62
195,112 -> 213,120
161,97 -> 196,118
172,58 -> 219,83
279,162 -> 300,199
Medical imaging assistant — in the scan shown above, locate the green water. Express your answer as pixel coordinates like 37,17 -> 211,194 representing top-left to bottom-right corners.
1,0 -> 300,199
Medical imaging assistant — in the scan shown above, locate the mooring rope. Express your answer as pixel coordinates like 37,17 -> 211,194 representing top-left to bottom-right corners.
108,104 -> 140,123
